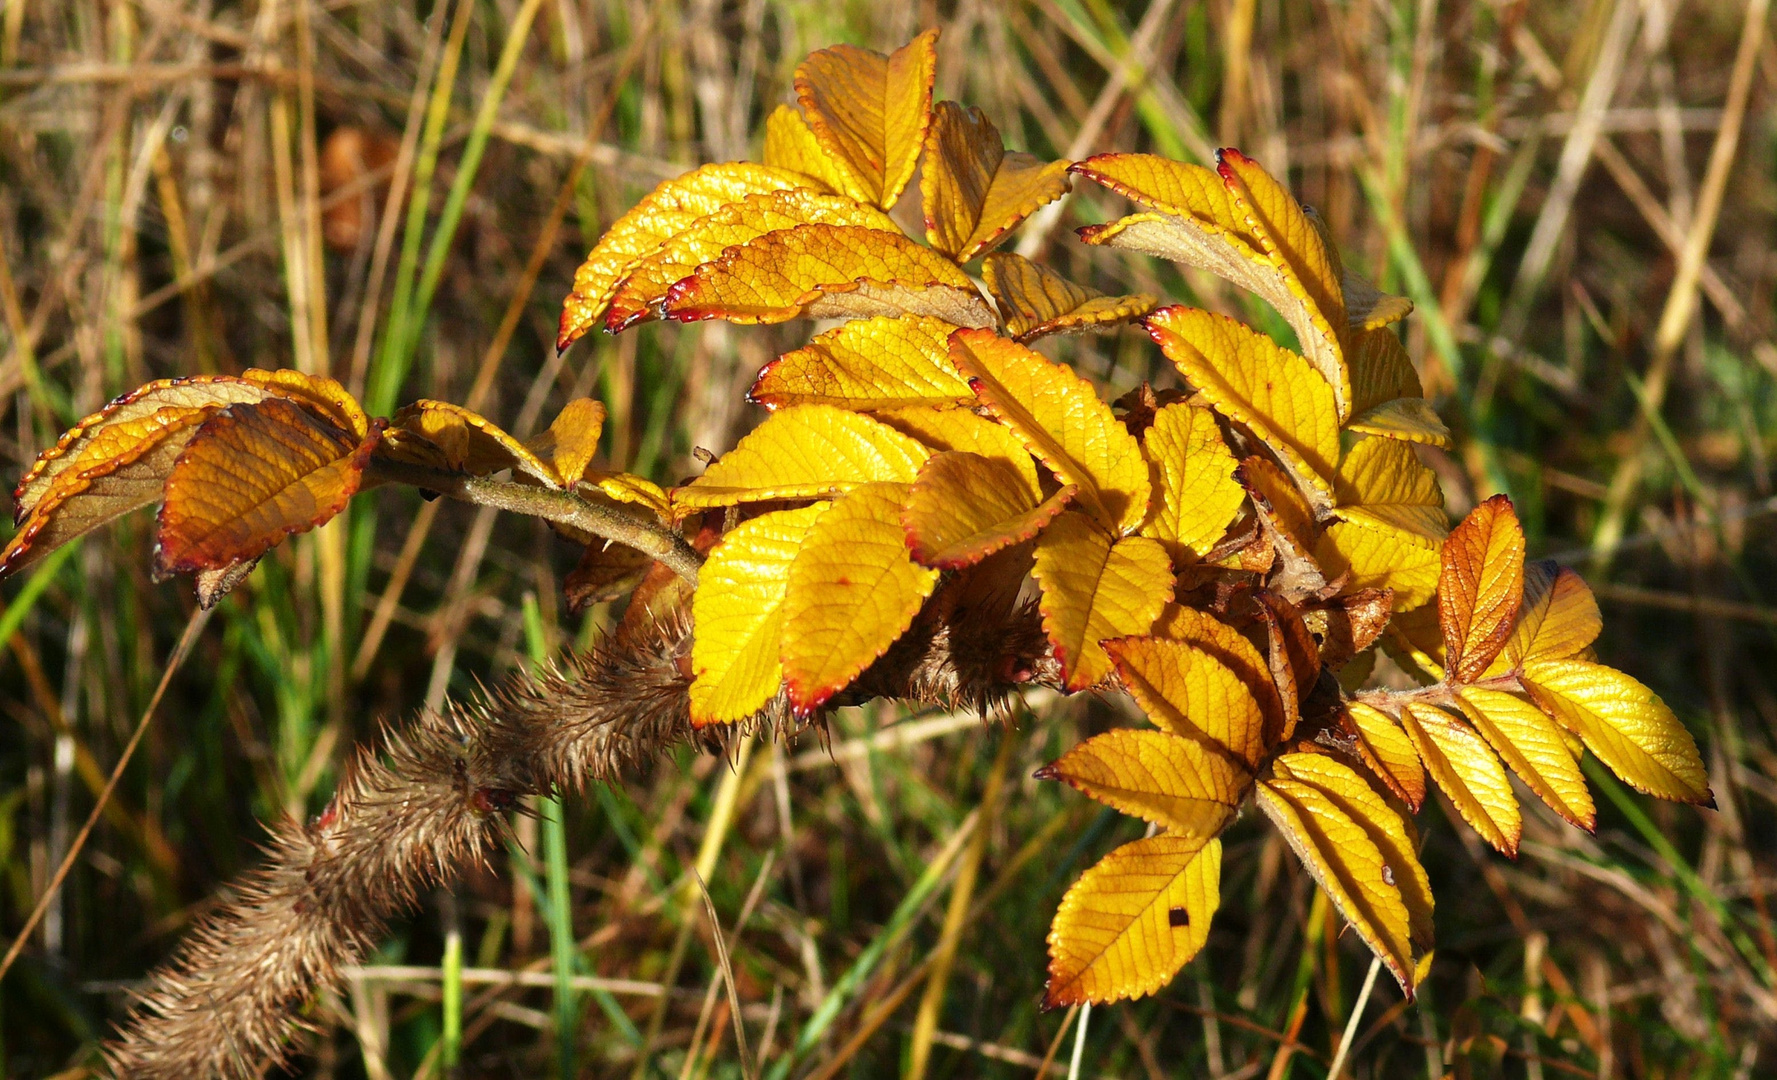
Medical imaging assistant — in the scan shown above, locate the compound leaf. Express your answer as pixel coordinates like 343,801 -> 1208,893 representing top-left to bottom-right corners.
781,482 -> 940,713
1032,511 -> 1173,691
1045,836 -> 1221,1008
951,328 -> 1151,533
1457,688 -> 1596,830
673,405 -> 929,512
662,223 -> 994,327
1521,658 -> 1711,805
1439,495 -> 1526,684
1039,729 -> 1247,838
794,30 -> 938,209
690,503 -> 829,725
749,314 -> 973,411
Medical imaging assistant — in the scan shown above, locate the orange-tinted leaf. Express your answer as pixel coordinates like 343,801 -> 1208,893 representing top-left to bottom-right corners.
239,368 -> 371,437
1345,701 -> 1427,811
749,315 -> 973,411
1045,836 -> 1220,1007
662,223 -> 993,327
781,482 -> 940,712
1032,511 -> 1173,690
1400,704 -> 1521,855
921,101 -> 1070,261
1334,436 -> 1446,542
874,406 -> 1041,497
981,252 -> 1155,342
1145,305 -> 1339,502
902,451 -> 1074,568
381,400 -> 559,486
673,405 -> 929,511
565,541 -> 652,612
761,104 -> 854,194
1520,658 -> 1712,805
1139,403 -> 1243,561
1216,149 -> 1345,356
1457,688 -> 1596,830
606,189 -> 899,330
1239,454 -> 1316,555
951,328 -> 1151,533
1489,560 -> 1601,675
1040,729 -> 1247,837
1105,634 -> 1268,768
795,30 -> 938,209
558,162 -> 813,349
690,504 -> 829,725
1439,494 -> 1526,684
154,399 -> 381,575
1256,591 -> 1319,739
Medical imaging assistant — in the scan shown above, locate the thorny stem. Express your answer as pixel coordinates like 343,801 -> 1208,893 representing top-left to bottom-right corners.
366,457 -> 703,585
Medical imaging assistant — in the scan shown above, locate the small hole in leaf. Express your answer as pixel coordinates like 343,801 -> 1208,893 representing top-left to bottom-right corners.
1169,906 -> 1189,928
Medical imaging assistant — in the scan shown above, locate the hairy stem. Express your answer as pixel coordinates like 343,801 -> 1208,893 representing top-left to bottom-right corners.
366,457 -> 703,585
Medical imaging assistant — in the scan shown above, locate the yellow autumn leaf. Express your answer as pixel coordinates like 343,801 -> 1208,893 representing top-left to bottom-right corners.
950,328 -> 1151,533
527,398 -> 606,488
920,101 -> 1070,261
689,504 -> 829,725
902,451 -> 1074,568
582,471 -> 670,517
1145,305 -> 1339,502
1334,435 -> 1446,541
661,223 -> 994,327
1348,399 -> 1454,449
1139,402 -> 1243,560
780,482 -> 940,713
1457,688 -> 1596,830
1257,773 -> 1417,992
673,405 -> 929,512
1150,604 -> 1287,745
1439,495 -> 1526,684
1071,153 -> 1351,418
1040,728 -> 1248,837
1400,704 -> 1521,855
1272,752 -> 1434,954
381,400 -> 559,487
1316,513 -> 1441,610
794,30 -> 938,209
875,406 -> 1041,498
980,252 -> 1155,342
557,162 -> 814,350
1345,700 -> 1427,811
1382,604 -> 1446,681
1032,511 -> 1173,691
762,104 -> 855,194
1045,836 -> 1221,1008
749,314 -> 973,412
1339,268 -> 1415,332
154,398 -> 381,575
1489,560 -> 1601,675
1347,327 -> 1421,417
1239,454 -> 1317,557
606,189 -> 900,330
1520,658 -> 1712,805
1104,633 -> 1268,768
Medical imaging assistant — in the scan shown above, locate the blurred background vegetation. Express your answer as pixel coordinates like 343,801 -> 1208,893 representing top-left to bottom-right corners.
1,0 -> 1775,1076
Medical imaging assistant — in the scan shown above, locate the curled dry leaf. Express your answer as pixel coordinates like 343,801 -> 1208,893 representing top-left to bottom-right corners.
982,252 -> 1155,342
154,398 -> 383,576
749,315 -> 973,412
689,503 -> 829,725
794,29 -> 939,209
921,101 -> 1071,261
662,223 -> 994,327
565,541 -> 653,613
1045,836 -> 1221,1008
1032,511 -> 1173,691
672,405 -> 929,513
1438,494 -> 1526,683
558,162 -> 814,350
950,328 -> 1151,534
1145,305 -> 1339,505
902,451 -> 1073,569
1138,402 -> 1243,562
